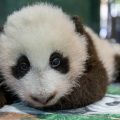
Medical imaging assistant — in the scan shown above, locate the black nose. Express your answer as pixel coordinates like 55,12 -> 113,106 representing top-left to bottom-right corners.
31,93 -> 55,105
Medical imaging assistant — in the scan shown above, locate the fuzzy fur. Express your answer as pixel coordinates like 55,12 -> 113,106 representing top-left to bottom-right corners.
0,3 -> 119,110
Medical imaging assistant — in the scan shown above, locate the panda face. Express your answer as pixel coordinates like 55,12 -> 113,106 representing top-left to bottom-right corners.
0,4 -> 87,108
9,50 -> 71,107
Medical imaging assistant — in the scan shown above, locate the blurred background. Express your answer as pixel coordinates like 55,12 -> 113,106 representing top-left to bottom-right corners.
0,0 -> 120,42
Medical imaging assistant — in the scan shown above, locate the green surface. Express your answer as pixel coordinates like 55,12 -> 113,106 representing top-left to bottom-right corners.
0,0 -> 100,33
107,84 -> 120,95
39,114 -> 120,120
20,114 -> 120,120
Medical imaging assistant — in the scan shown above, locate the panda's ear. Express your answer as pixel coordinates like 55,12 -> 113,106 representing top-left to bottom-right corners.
71,16 -> 85,35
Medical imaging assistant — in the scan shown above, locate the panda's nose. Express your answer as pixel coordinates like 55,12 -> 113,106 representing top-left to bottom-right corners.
30,93 -> 56,105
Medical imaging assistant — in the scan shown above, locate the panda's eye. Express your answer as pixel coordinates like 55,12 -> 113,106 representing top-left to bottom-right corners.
49,52 -> 69,74
51,57 -> 61,68
12,55 -> 30,79
20,62 -> 29,71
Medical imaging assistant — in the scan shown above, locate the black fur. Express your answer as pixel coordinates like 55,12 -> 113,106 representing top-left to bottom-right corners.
0,71 -> 18,106
11,55 -> 31,79
0,26 -> 3,32
72,16 -> 85,35
114,55 -> 120,83
50,52 -> 69,74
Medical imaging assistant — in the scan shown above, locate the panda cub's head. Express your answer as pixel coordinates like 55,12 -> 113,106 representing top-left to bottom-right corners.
0,3 -> 87,108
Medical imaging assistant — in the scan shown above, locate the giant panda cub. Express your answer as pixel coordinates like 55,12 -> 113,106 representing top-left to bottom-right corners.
0,3 -> 120,110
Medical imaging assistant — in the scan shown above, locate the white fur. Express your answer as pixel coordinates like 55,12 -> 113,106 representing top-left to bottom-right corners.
0,3 -> 88,107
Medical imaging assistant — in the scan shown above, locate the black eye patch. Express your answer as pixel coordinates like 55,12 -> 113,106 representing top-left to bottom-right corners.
49,52 -> 69,74
11,55 -> 30,79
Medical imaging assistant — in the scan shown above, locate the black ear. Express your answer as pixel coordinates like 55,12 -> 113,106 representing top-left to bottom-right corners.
72,16 -> 85,35
0,26 -> 3,32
